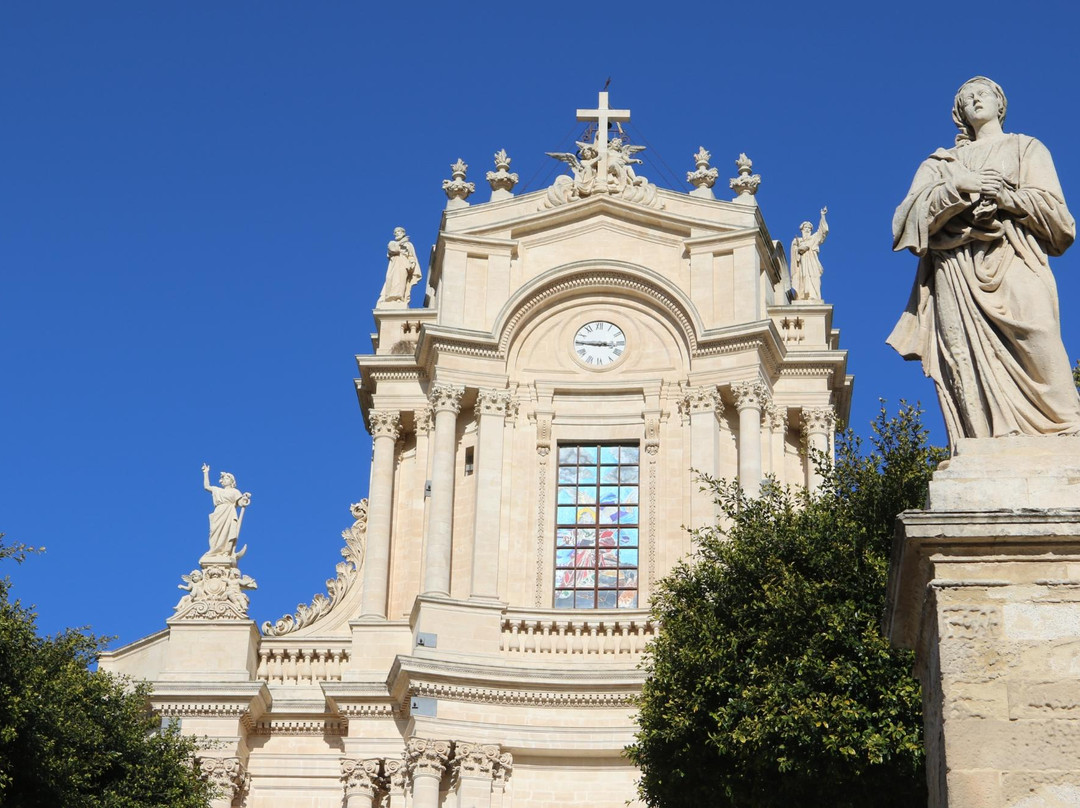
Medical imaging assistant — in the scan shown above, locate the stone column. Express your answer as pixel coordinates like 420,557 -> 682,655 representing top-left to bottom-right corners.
452,743 -> 510,808
800,406 -> 835,493
681,386 -> 722,530
406,738 -> 451,808
361,410 -> 401,618
765,403 -> 788,483
341,758 -> 382,808
731,380 -> 768,497
198,756 -> 248,808
471,389 -> 511,600
424,385 -> 464,596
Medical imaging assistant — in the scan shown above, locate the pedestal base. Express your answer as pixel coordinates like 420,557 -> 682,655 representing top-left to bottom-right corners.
887,439 -> 1080,808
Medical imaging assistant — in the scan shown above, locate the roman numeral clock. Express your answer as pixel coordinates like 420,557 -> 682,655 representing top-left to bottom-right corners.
573,320 -> 626,367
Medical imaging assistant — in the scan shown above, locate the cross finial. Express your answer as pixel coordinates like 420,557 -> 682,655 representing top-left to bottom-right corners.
576,91 -> 631,187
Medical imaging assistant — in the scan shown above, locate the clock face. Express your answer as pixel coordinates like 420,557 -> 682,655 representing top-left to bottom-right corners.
573,321 -> 626,367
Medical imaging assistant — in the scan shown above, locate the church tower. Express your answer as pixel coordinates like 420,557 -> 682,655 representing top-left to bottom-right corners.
101,93 -> 851,808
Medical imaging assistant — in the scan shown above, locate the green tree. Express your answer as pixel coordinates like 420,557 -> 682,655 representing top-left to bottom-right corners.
628,403 -> 945,808
0,537 -> 212,808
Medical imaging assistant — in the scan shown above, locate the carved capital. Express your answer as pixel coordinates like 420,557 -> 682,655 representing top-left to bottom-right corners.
476,388 -> 512,417
341,758 -> 382,797
429,384 -> 465,415
369,410 -> 402,440
452,742 -> 497,779
198,756 -> 248,803
766,403 -> 789,432
383,758 -> 408,794
679,385 -> 722,416
406,738 -> 451,779
492,750 -> 513,787
801,406 -> 836,434
175,565 -> 257,620
414,406 -> 433,436
730,380 -> 769,412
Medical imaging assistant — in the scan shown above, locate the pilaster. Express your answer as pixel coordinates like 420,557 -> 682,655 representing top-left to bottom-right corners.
425,384 -> 464,596
362,410 -> 401,618
731,379 -> 768,496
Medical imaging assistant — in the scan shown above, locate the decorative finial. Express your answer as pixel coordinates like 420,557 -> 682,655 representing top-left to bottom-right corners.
729,153 -> 761,205
486,149 -> 519,202
443,158 -> 475,209
687,146 -> 718,199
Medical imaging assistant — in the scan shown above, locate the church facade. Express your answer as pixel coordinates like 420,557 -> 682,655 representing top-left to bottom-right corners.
101,93 -> 851,808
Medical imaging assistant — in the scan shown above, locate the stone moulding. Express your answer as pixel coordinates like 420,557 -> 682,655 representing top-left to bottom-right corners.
409,682 -> 637,709
261,500 -> 368,637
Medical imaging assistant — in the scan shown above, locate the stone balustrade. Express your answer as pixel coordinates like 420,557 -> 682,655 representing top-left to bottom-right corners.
499,609 -> 654,657
256,642 -> 351,685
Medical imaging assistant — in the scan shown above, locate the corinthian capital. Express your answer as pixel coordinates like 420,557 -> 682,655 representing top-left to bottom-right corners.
476,388 -> 512,417
730,379 -> 769,411
801,406 -> 836,434
453,742 -> 504,779
429,384 -> 465,414
766,403 -> 789,432
197,756 -> 248,803
406,737 -> 452,779
369,410 -> 402,440
680,385 -> 722,416
383,759 -> 407,794
341,758 -> 382,797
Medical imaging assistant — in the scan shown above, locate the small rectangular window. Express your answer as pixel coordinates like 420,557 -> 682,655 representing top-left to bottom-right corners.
553,443 -> 639,609
464,446 -> 474,476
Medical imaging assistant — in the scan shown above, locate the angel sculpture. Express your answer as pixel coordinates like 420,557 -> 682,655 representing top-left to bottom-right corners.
606,137 -> 647,191
546,141 -> 601,197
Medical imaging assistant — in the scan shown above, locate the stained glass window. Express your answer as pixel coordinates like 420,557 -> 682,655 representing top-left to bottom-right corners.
554,444 -> 639,609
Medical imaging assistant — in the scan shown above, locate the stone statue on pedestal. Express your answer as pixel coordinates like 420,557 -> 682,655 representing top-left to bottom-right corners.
377,227 -> 421,308
173,464 -> 257,619
790,207 -> 828,301
888,76 -> 1080,447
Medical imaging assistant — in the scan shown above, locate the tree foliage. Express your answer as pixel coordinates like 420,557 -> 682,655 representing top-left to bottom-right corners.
0,537 -> 212,808
628,403 -> 945,808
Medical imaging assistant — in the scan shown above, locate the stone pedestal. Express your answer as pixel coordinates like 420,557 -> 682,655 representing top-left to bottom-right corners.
886,438 -> 1080,808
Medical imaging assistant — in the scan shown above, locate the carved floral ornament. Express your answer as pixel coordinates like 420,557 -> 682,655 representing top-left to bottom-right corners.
443,158 -> 475,207
197,756 -> 248,802
262,500 -> 368,636
686,146 -> 718,193
486,149 -> 519,195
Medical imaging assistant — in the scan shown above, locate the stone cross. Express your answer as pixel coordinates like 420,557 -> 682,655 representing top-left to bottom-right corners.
576,91 -> 630,190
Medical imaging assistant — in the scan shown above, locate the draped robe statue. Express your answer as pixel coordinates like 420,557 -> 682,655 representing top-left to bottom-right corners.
888,77 -> 1080,447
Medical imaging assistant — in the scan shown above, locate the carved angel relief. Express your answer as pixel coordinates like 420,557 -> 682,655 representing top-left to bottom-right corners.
261,500 -> 368,636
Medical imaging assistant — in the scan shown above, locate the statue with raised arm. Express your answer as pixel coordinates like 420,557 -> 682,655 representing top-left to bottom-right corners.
888,77 -> 1080,447
790,207 -> 829,301
201,464 -> 251,562
376,227 -> 421,309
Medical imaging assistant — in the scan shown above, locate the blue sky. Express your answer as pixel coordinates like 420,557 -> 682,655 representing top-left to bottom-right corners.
5,2 -> 1080,646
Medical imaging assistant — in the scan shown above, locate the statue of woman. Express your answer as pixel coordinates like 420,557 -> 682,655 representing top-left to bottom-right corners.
888,77 -> 1080,447
202,464 -> 251,559
791,207 -> 829,300
377,227 -> 420,308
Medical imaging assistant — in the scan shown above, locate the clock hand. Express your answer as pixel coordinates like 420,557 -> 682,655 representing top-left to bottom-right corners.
576,339 -> 615,347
